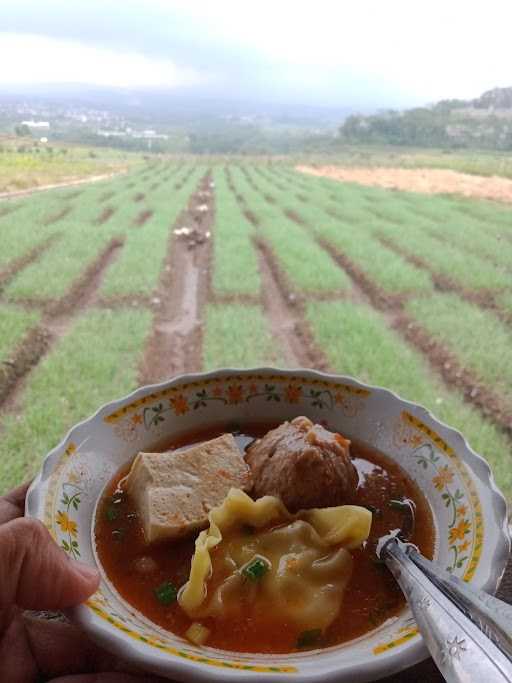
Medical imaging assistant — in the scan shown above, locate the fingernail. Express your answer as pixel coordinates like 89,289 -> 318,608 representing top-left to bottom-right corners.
70,559 -> 100,581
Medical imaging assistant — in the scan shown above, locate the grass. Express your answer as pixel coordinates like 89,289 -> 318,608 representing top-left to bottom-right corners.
1,157 -> 512,507
407,293 -> 512,405
210,169 -> 261,297
306,300 -> 512,498
0,135 -> 140,193
497,290 -> 512,316
4,164 -> 185,301
230,168 -> 351,292
0,305 -> 40,361
0,308 -> 151,493
99,166 -> 203,297
203,303 -> 284,369
259,181 -> 433,294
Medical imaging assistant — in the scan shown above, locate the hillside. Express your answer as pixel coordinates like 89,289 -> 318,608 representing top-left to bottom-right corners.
340,87 -> 512,150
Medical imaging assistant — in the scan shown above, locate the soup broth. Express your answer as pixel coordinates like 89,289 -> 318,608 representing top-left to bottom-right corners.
95,423 -> 434,653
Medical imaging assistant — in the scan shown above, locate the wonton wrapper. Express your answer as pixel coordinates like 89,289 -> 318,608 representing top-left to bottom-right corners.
178,489 -> 371,631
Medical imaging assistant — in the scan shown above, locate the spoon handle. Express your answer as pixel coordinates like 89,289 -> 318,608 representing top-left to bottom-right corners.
383,538 -> 512,682
410,547 -> 512,661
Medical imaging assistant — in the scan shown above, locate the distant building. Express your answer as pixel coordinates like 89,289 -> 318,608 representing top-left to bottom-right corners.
21,120 -> 50,129
96,129 -> 127,137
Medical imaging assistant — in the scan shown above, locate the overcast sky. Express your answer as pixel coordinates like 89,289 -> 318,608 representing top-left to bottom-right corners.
0,0 -> 511,109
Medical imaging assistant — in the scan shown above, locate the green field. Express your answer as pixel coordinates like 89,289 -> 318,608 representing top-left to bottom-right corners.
1,157 -> 511,505
0,135 -> 141,193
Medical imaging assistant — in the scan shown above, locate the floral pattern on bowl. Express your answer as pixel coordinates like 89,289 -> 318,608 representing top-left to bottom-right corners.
26,368 -> 510,683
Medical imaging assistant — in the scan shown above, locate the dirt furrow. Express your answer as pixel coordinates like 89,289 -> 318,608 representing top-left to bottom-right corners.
97,294 -> 154,310
0,204 -> 18,219
43,206 -> 72,226
210,292 -> 262,306
393,314 -> 512,437
426,227 -> 512,275
253,236 -> 328,370
308,231 -> 512,440
0,328 -> 51,408
94,206 -> 116,225
275,200 -> 512,439
0,239 -> 124,411
48,238 -> 124,318
139,174 -> 213,384
0,234 -> 61,293
378,234 -> 512,325
134,209 -> 153,227
318,238 -> 404,311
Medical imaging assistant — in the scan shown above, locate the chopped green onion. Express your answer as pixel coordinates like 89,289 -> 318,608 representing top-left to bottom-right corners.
154,580 -> 178,605
242,556 -> 269,581
105,506 -> 119,522
297,628 -> 322,649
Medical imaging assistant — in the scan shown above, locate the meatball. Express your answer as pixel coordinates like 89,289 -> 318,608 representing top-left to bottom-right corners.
245,416 -> 358,512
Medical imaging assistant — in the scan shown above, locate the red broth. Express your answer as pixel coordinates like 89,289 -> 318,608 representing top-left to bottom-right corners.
95,423 -> 434,653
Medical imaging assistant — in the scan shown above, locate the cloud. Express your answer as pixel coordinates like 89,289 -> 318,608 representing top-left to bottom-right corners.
0,0 -> 511,107
0,33 -> 209,88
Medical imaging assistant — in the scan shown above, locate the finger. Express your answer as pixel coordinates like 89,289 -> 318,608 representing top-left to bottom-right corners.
0,481 -> 31,524
0,518 -> 99,610
23,615 -> 120,677
50,676 -> 169,683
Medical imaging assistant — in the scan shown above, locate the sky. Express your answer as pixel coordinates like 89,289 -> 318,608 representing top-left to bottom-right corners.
0,0 -> 511,110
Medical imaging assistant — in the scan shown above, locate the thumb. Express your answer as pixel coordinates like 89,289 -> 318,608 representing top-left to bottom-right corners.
0,518 -> 99,611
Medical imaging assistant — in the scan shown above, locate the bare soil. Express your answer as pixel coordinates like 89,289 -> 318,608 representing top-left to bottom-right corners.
0,204 -> 19,218
255,242 -> 328,369
134,209 -> 153,227
394,314 -> 512,436
378,235 -> 512,325
46,238 -> 124,318
0,234 -> 61,293
297,165 -> 512,204
244,209 -> 259,226
0,327 -> 51,408
139,174 -> 213,383
284,208 -> 305,225
43,206 -> 72,226
94,206 -> 116,225
0,238 -> 123,412
318,238 -> 404,310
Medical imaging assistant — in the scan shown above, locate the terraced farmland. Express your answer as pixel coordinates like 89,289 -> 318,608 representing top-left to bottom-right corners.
1,159 -> 511,502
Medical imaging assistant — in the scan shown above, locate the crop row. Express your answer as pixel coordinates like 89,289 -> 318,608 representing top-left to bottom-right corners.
210,169 -> 261,297
3,164 -> 198,302
229,168 -> 350,293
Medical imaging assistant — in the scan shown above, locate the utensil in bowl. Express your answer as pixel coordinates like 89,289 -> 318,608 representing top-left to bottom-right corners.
25,368 -> 511,682
378,533 -> 512,681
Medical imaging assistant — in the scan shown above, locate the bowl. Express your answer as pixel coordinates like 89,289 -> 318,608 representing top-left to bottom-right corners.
26,367 -> 510,682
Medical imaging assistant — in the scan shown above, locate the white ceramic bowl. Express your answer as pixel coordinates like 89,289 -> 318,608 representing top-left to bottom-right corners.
26,368 -> 510,683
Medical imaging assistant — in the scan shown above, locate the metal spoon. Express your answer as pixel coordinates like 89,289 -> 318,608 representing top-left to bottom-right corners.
377,532 -> 512,682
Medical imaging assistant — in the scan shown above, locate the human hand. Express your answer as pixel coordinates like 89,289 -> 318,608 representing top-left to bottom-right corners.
0,482 -> 167,683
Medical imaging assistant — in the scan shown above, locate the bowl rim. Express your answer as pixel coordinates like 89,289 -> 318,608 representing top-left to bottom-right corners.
25,366 -> 511,683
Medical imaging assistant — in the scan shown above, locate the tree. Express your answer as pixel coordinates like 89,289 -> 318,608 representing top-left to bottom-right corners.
14,124 -> 31,137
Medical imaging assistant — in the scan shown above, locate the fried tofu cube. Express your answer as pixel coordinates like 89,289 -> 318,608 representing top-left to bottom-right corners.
125,433 -> 252,543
